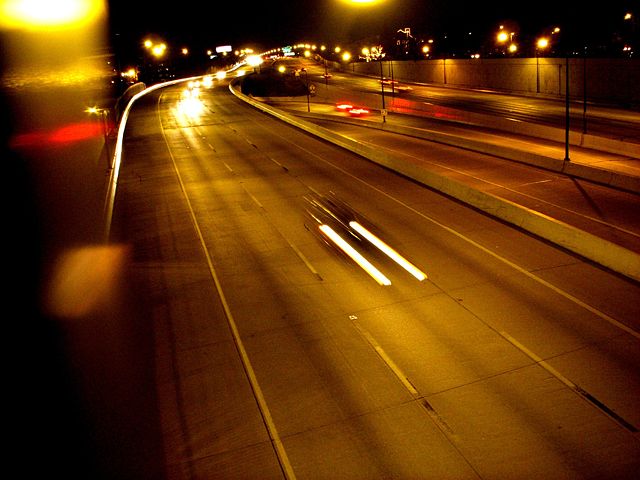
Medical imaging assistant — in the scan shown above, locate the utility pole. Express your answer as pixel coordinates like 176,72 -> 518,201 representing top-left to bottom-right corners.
564,55 -> 570,162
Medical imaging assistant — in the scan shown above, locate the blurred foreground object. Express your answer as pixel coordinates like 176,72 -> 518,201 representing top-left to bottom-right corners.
2,1 -> 164,478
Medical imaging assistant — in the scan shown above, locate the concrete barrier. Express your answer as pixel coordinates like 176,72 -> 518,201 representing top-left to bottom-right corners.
115,82 -> 146,123
230,80 -> 640,282
279,109 -> 640,194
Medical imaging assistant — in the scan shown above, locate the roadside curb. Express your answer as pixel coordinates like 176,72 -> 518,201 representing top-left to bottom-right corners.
230,81 -> 640,283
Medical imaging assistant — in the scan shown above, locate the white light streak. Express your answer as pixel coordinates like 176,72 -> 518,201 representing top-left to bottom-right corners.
349,221 -> 427,281
319,224 -> 391,286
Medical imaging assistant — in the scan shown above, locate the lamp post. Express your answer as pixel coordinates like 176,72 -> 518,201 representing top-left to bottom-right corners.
389,60 -> 395,96
536,37 -> 549,94
302,68 -> 310,112
564,55 -> 570,162
324,59 -> 329,87
379,59 -> 386,122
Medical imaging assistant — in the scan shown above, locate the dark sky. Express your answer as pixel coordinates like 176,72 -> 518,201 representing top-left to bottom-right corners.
107,0 -> 635,53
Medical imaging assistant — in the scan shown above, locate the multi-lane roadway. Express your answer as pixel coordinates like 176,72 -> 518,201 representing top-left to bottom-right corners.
109,69 -> 640,479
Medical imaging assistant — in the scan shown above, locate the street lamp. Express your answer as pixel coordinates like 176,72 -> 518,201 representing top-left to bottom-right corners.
302,68 -> 310,112
536,37 -> 549,93
151,43 -> 166,58
379,60 -> 386,122
564,54 -> 570,162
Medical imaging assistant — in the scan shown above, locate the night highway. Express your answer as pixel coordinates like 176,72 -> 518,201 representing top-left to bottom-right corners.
108,74 -> 640,478
3,2 -> 639,479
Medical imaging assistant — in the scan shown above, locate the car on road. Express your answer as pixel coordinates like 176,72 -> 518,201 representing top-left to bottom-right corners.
380,78 -> 412,92
336,102 -> 370,117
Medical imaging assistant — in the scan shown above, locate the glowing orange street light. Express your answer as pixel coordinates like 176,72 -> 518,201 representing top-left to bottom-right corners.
151,43 -> 166,58
536,37 -> 549,94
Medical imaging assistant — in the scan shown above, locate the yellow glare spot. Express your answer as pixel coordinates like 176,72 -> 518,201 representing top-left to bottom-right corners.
1,0 -> 104,29
246,54 -> 263,67
175,95 -> 204,123
341,0 -> 383,4
319,224 -> 391,286
45,245 -> 128,319
202,75 -> 213,87
349,222 -> 427,281
215,70 -> 226,80
151,43 -> 166,57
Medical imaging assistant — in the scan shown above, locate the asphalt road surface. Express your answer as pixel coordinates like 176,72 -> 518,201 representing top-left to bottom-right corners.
316,66 -> 640,143
109,78 -> 640,479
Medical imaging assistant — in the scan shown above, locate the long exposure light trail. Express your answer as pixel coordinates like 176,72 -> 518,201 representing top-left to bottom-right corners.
349,221 -> 427,281
319,224 -> 391,285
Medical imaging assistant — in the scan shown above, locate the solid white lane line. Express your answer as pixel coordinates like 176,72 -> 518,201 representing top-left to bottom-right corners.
159,97 -> 297,480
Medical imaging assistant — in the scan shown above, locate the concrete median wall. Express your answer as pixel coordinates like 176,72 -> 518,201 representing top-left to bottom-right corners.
230,80 -> 640,282
342,58 -> 640,107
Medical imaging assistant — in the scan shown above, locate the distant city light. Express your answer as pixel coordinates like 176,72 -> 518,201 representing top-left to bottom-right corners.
246,55 -> 263,67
